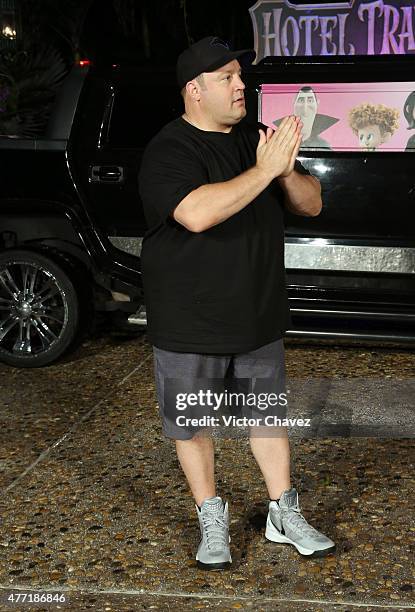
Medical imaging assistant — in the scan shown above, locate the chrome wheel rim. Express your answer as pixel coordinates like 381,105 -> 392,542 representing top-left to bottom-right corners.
0,261 -> 68,357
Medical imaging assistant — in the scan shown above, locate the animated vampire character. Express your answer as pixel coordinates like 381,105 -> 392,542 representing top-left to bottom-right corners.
403,91 -> 415,151
273,86 -> 339,150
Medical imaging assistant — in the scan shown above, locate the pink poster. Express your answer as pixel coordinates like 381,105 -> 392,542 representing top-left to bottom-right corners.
260,82 -> 415,152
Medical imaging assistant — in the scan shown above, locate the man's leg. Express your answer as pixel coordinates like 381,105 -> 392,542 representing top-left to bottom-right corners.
152,346 -> 232,569
232,338 -> 290,497
233,339 -> 335,557
176,435 -> 215,507
152,346 -> 229,502
175,435 -> 232,569
249,428 -> 291,500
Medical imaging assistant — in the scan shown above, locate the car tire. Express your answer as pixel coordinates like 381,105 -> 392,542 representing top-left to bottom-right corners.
0,249 -> 79,367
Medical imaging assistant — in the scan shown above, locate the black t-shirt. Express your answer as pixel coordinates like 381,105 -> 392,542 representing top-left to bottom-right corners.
138,116 -> 310,354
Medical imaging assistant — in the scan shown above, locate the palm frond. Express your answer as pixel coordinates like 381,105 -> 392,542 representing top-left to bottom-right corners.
0,43 -> 68,138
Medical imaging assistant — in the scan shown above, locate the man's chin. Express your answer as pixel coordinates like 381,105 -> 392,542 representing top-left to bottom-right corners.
231,107 -> 247,122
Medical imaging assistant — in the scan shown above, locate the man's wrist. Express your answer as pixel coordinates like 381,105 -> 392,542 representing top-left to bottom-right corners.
277,168 -> 295,183
253,164 -> 273,186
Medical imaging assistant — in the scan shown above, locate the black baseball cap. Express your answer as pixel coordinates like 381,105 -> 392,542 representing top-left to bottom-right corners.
176,36 -> 256,90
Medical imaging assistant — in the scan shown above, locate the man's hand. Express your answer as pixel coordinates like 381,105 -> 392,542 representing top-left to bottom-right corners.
279,116 -> 303,177
256,116 -> 302,179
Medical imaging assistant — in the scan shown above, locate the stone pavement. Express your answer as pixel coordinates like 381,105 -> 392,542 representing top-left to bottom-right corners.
0,333 -> 414,611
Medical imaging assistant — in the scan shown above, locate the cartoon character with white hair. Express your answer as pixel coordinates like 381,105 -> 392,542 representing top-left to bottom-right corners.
348,103 -> 399,151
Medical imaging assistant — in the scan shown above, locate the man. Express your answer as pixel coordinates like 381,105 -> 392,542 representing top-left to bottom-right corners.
139,36 -> 335,570
273,86 -> 338,150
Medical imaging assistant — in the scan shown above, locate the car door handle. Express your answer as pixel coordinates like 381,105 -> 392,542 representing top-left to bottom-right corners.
90,165 -> 124,183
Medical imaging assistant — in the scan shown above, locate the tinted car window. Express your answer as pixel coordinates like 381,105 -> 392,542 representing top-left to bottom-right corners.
107,73 -> 182,148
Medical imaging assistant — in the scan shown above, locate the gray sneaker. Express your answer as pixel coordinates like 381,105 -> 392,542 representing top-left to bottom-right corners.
265,488 -> 336,557
195,496 -> 232,570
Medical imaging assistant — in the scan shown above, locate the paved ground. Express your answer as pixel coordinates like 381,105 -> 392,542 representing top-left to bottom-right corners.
0,331 -> 414,611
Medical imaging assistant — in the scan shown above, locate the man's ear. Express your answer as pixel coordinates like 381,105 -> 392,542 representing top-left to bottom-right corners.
186,80 -> 202,101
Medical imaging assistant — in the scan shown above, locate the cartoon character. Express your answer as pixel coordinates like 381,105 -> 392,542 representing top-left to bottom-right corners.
348,103 -> 399,151
403,91 -> 415,151
273,86 -> 339,150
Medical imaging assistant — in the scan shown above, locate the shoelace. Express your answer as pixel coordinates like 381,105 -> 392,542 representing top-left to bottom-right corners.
283,505 -> 321,537
201,514 -> 227,550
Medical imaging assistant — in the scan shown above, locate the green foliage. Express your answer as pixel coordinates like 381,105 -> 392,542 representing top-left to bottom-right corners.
0,44 -> 67,137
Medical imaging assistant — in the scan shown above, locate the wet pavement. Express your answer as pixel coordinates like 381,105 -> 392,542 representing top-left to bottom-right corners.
0,332 -> 414,611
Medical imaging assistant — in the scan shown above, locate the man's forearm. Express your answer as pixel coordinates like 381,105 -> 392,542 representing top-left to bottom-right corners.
278,171 -> 322,217
173,165 -> 272,232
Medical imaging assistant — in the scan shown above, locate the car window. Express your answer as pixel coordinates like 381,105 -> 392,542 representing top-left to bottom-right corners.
107,78 -> 182,148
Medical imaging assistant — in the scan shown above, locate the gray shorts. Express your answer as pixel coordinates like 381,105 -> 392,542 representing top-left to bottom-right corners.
153,338 -> 287,440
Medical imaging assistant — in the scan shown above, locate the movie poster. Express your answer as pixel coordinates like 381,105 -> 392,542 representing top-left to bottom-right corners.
260,81 -> 415,151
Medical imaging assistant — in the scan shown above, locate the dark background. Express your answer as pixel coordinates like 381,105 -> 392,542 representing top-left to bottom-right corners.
1,0 -> 413,137
5,0 -> 262,68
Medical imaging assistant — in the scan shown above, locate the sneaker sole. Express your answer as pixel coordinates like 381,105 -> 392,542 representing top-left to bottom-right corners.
265,517 -> 336,558
196,559 -> 232,571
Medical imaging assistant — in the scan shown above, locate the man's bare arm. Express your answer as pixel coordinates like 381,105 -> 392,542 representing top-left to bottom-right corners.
173,116 -> 301,233
173,166 -> 271,233
278,172 -> 322,217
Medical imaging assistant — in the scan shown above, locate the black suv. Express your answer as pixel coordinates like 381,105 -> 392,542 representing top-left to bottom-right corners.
1,56 -> 414,367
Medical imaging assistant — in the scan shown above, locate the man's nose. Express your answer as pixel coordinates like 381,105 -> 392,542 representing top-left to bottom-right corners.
235,74 -> 245,90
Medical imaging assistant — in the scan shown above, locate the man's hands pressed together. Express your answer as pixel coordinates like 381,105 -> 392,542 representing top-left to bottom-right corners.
256,114 -> 322,217
256,115 -> 303,179
173,114 -> 321,232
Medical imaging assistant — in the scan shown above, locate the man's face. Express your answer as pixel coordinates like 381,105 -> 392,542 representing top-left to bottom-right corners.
357,124 -> 384,150
294,90 -> 318,140
198,59 -> 246,129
